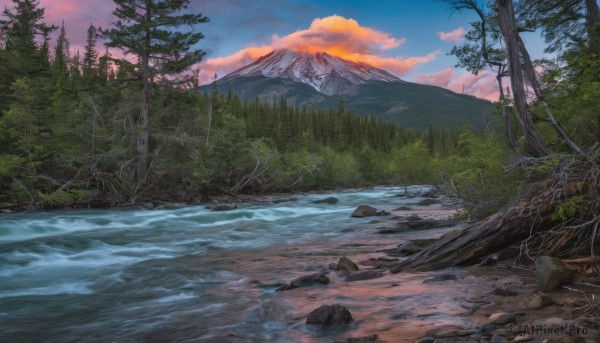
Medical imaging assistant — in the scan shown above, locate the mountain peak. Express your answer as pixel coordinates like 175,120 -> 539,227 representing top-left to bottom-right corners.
223,49 -> 403,96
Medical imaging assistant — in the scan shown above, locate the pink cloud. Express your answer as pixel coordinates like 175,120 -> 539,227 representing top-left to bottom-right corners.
416,67 -> 500,100
198,15 -> 437,84
437,27 -> 465,42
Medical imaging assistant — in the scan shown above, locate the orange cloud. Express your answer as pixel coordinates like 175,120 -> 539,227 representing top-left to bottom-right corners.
198,15 -> 437,84
437,27 -> 465,42
416,67 -> 500,100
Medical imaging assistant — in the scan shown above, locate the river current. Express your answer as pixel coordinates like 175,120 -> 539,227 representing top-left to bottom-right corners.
0,187 -> 483,342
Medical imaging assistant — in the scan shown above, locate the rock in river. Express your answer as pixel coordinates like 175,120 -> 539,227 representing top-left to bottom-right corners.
306,304 -> 354,326
211,204 -> 237,212
312,197 -> 339,204
351,205 -> 389,217
535,256 -> 574,291
345,270 -> 384,281
336,256 -> 359,272
276,273 -> 329,291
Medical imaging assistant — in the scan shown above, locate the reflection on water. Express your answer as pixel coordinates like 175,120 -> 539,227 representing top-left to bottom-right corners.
0,186 -> 480,342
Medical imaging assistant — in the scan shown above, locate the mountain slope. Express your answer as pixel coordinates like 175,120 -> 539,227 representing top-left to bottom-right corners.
206,49 -> 494,131
206,75 -> 494,131
224,49 -> 402,96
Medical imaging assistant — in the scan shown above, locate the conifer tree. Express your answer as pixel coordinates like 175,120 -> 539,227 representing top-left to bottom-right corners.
102,0 -> 209,183
0,0 -> 55,113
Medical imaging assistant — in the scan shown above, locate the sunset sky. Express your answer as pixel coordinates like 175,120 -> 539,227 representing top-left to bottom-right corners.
1,0 -> 550,100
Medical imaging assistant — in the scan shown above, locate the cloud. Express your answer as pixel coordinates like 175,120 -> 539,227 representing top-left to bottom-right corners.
416,67 -> 500,100
198,15 -> 437,84
198,46 -> 274,81
437,27 -> 465,42
38,0 -> 115,45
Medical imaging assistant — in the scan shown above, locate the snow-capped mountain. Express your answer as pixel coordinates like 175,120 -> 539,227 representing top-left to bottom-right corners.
223,49 -> 403,96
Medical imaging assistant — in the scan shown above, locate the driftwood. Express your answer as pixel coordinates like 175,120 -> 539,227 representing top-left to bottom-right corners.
391,179 -> 588,273
391,205 -> 549,272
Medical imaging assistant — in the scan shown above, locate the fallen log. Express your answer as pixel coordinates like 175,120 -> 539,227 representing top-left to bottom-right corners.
390,188 -> 558,273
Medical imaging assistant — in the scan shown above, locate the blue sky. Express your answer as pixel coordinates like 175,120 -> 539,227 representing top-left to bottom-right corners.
1,0 -> 553,99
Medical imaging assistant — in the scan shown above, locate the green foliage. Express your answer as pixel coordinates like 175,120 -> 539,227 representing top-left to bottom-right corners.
37,189 -> 94,206
551,196 -> 584,221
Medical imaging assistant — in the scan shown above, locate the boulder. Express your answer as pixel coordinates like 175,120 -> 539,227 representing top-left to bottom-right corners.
306,304 -> 354,325
345,271 -> 385,281
351,205 -> 389,217
312,197 -> 339,204
337,256 -> 359,272
535,256 -> 574,291
528,293 -> 554,308
211,204 -> 237,212
276,273 -> 329,291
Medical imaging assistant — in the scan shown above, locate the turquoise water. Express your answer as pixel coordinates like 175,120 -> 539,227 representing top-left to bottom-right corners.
0,186 -> 475,342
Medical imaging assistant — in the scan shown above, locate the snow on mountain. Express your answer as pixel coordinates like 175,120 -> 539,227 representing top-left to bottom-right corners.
223,49 -> 403,96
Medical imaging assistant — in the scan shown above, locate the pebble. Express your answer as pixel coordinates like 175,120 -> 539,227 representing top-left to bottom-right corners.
514,335 -> 534,342
528,293 -> 554,308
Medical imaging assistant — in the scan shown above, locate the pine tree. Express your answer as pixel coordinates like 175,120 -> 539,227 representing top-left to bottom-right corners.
0,0 -> 55,113
82,24 -> 99,84
102,0 -> 209,183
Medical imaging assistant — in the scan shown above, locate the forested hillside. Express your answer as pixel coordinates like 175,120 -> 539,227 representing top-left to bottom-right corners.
0,0 -> 511,210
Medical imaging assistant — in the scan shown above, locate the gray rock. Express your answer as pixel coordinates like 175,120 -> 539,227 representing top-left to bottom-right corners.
423,274 -> 458,283
528,293 -> 554,308
337,256 -> 359,271
276,273 -> 329,291
212,204 -> 237,212
306,304 -> 353,326
312,197 -> 339,204
435,330 -> 458,338
514,335 -> 534,342
328,263 -> 338,271
535,256 -> 574,291
490,335 -> 506,343
415,338 -> 435,343
397,243 -> 422,256
488,312 -> 516,325
351,205 -> 389,217
345,270 -> 384,281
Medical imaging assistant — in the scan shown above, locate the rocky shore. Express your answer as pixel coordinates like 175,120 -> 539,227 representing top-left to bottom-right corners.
266,197 -> 599,343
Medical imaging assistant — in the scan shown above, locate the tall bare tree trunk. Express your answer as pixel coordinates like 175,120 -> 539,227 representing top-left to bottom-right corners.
497,0 -> 552,157
516,37 -> 582,154
496,66 -> 517,149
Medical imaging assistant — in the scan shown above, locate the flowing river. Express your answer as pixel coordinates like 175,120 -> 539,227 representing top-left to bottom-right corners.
0,187 -> 489,342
